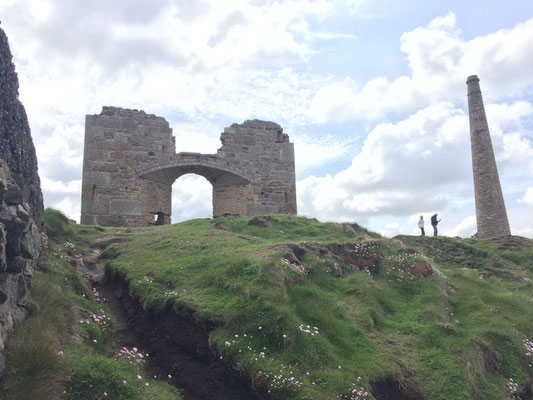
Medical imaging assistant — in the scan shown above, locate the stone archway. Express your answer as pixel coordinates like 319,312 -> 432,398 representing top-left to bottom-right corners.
80,107 -> 297,227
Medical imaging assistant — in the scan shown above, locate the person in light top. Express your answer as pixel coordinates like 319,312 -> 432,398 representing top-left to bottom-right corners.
418,216 -> 425,236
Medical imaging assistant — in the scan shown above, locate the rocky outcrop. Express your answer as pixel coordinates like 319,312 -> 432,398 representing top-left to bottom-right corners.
0,24 -> 43,374
0,24 -> 43,223
0,160 -> 41,373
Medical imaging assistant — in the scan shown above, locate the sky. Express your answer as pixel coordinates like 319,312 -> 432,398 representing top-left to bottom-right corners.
1,0 -> 533,238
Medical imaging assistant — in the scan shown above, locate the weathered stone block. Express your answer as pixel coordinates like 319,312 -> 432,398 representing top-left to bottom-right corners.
84,172 -> 111,185
20,223 -> 41,259
110,199 -> 142,216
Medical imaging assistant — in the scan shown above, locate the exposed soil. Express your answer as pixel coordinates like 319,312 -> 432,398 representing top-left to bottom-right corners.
83,239 -> 264,400
370,367 -> 425,400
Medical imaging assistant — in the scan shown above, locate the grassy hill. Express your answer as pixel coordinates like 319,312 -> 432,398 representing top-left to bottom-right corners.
2,210 -> 533,399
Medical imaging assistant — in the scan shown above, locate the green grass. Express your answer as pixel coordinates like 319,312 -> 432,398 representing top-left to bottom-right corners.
94,215 -> 533,398
0,209 -> 182,400
3,211 -> 533,399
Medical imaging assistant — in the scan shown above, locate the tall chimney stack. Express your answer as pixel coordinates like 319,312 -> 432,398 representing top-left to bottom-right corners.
467,75 -> 511,238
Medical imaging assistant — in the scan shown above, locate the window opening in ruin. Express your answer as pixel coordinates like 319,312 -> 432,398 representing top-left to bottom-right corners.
171,174 -> 212,223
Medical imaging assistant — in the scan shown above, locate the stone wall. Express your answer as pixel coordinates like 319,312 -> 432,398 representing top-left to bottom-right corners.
467,75 -> 511,238
81,110 -> 297,226
0,160 -> 41,373
0,25 -> 43,223
217,120 -> 297,216
0,24 -> 42,374
81,107 -> 175,226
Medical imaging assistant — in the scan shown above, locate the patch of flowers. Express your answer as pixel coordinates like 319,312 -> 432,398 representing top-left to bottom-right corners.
85,310 -> 111,331
40,232 -> 49,249
299,324 -> 319,336
348,242 -> 380,258
92,287 -> 105,303
138,276 -> 154,283
507,378 -> 518,398
114,346 -> 148,366
383,252 -> 429,282
256,368 -> 304,395
324,262 -> 342,276
524,338 -> 533,357
337,377 -> 369,400
164,289 -> 187,296
281,258 -> 307,274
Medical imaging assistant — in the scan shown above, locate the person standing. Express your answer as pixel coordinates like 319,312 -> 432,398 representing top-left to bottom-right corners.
431,213 -> 441,236
418,216 -> 425,236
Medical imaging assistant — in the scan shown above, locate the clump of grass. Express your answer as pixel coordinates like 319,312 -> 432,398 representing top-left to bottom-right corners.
65,349 -> 141,400
43,208 -> 74,239
65,347 -> 182,400
2,317 -> 66,400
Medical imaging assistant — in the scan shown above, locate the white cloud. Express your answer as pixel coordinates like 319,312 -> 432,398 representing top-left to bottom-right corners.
519,188 -> 533,206
293,133 -> 353,175
379,222 -> 401,238
171,174 -> 213,222
298,101 -> 487,222
309,13 -> 533,123
448,215 -> 476,238
40,178 -> 82,222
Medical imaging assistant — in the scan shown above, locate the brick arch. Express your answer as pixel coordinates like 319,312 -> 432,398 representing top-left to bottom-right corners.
135,152 -> 255,185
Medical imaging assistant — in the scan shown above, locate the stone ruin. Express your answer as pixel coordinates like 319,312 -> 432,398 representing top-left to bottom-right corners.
81,107 -> 297,226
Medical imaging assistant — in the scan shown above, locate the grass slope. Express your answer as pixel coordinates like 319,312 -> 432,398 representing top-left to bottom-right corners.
101,215 -> 533,400
0,209 -> 182,400
2,211 -> 532,400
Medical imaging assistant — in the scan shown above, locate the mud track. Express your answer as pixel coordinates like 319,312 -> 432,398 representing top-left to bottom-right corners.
83,238 -> 263,400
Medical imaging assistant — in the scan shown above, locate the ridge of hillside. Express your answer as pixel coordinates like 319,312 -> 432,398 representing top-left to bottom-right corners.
2,211 -> 532,399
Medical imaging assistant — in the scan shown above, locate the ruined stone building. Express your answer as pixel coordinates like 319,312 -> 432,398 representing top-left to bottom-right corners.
81,107 -> 297,227
467,75 -> 511,238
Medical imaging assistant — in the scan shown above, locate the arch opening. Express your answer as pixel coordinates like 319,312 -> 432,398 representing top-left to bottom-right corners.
171,174 -> 213,224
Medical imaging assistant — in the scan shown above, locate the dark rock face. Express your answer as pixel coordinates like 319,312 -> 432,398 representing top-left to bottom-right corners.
0,161 -> 41,373
0,24 -> 43,374
0,24 -> 43,223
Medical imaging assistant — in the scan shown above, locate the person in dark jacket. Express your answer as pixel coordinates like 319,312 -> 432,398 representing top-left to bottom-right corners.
431,213 -> 441,236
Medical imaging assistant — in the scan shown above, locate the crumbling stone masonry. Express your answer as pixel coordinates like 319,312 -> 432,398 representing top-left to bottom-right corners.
467,75 -> 511,238
0,24 -> 43,374
81,107 -> 297,227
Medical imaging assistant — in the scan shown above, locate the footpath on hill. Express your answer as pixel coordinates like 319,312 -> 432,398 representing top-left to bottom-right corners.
82,235 -> 260,400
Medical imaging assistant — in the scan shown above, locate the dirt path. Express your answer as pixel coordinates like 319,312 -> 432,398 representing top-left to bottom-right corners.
82,244 -> 141,364
81,237 -> 262,400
